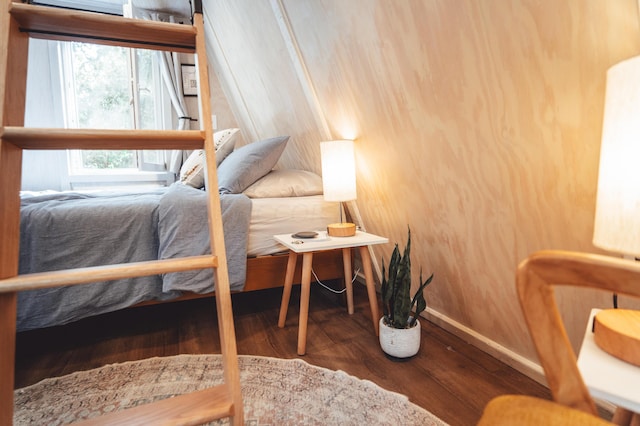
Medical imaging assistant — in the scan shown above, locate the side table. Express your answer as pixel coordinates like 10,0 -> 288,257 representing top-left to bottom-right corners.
577,308 -> 640,423
274,230 -> 388,355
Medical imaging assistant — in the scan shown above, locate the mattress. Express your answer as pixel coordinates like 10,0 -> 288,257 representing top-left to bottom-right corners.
19,190 -> 340,259
247,195 -> 340,257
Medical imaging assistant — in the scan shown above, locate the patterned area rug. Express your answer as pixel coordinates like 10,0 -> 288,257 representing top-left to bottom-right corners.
15,354 -> 448,425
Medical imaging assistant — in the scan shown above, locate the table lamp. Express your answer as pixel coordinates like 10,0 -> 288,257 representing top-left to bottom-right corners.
320,140 -> 357,237
592,55 -> 640,366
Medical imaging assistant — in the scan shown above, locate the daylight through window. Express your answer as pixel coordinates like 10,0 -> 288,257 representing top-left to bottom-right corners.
60,41 -> 168,173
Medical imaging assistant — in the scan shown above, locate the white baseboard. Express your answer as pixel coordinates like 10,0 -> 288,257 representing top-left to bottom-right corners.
421,307 -> 547,385
353,274 -> 546,383
353,276 -> 616,414
421,307 -> 617,415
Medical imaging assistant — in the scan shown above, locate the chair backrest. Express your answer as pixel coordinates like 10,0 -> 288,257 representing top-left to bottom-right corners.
516,250 -> 640,415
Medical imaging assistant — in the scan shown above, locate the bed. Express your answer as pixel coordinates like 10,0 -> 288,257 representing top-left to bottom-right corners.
17,132 -> 343,332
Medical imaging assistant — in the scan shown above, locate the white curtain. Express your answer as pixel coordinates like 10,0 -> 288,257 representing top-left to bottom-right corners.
136,7 -> 193,175
159,45 -> 193,174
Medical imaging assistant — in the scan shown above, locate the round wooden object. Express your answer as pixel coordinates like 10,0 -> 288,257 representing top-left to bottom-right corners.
327,222 -> 356,237
593,309 -> 640,367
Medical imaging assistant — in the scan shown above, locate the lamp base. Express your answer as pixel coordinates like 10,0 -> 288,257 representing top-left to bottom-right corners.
593,309 -> 640,366
327,222 -> 356,237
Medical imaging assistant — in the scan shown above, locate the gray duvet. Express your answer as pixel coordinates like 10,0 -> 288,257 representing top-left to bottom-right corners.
18,183 -> 251,332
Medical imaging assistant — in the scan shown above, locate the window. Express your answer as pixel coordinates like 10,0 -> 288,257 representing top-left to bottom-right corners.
59,41 -> 173,186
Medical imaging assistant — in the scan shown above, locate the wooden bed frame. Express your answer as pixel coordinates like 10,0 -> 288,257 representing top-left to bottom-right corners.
244,250 -> 345,291
135,249 -> 346,307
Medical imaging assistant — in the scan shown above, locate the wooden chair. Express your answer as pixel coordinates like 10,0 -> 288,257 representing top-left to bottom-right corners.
478,250 -> 640,425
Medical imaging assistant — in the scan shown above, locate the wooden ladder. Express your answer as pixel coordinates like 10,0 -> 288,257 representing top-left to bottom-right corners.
0,1 -> 244,424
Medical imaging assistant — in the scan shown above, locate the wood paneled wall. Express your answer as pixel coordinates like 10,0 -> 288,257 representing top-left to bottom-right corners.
203,1 -> 640,378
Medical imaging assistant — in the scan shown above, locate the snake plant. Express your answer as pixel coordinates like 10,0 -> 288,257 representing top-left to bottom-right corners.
381,227 -> 434,329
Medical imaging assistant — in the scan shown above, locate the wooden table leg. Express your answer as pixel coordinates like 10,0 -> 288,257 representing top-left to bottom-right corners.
342,248 -> 354,314
0,293 -> 17,426
297,252 -> 314,355
278,251 -> 298,328
359,246 -> 380,335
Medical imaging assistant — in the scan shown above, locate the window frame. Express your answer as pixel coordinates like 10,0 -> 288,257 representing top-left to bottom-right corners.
57,40 -> 175,189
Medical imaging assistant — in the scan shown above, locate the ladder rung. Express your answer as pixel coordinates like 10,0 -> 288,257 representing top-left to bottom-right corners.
0,255 -> 218,293
73,384 -> 235,426
1,127 -> 205,150
9,3 -> 197,53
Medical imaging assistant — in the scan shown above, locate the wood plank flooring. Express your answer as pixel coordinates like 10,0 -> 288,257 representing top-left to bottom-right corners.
16,282 -> 553,425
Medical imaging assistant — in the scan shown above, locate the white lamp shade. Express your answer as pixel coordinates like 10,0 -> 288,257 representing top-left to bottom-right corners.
320,140 -> 356,202
593,55 -> 640,257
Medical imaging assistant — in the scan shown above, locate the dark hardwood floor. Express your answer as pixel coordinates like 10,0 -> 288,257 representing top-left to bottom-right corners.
16,282 -> 552,425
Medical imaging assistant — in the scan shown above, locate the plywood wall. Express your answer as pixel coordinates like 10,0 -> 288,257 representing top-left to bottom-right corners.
204,0 -> 640,375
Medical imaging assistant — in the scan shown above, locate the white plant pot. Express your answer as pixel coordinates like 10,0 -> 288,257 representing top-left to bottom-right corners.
379,317 -> 421,359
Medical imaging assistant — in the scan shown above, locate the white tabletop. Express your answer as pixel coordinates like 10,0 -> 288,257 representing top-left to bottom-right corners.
274,230 -> 388,253
577,308 -> 640,413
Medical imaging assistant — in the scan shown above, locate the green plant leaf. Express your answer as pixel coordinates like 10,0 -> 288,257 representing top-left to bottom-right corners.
381,226 -> 434,329
409,270 -> 433,326
381,244 -> 400,318
381,259 -> 389,317
392,229 -> 411,328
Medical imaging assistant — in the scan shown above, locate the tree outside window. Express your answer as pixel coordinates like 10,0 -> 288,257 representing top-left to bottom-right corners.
62,42 -> 166,172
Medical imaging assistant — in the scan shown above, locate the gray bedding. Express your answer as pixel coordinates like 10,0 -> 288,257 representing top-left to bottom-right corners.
17,183 -> 251,332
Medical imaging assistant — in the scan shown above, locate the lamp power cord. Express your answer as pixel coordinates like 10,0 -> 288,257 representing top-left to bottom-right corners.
311,267 -> 360,294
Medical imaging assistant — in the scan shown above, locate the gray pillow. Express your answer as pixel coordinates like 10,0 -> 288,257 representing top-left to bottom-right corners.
217,135 -> 289,194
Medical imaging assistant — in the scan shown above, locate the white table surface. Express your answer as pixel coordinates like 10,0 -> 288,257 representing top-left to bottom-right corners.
274,230 -> 388,253
577,308 -> 640,413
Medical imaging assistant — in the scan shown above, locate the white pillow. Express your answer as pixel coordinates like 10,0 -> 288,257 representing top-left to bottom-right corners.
214,128 -> 238,164
180,128 -> 239,188
243,169 -> 323,198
